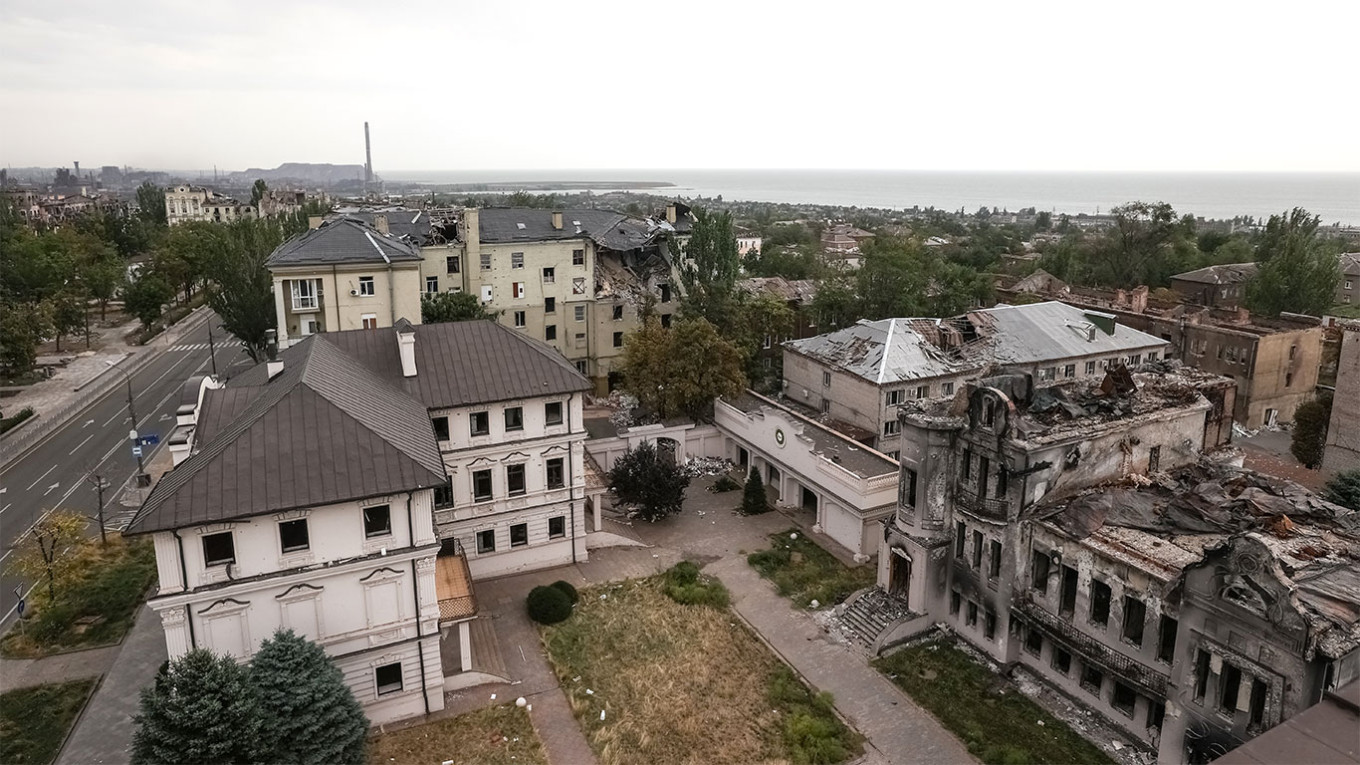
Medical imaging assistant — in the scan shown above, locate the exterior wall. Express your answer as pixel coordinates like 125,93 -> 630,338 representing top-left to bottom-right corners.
1171,278 -> 1246,308
781,348 -> 883,435
1238,330 -> 1322,428
272,264 -> 423,346
146,490 -> 445,726
1323,328 -> 1360,474
714,396 -> 896,560
431,394 -> 590,577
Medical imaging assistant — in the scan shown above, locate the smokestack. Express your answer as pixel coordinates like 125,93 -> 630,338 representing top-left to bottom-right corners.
364,122 -> 373,185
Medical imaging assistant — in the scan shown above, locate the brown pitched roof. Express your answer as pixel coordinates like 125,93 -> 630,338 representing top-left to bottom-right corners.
127,337 -> 447,534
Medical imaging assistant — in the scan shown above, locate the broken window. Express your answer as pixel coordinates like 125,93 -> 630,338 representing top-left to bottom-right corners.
1031,550 -> 1051,593
982,399 -> 996,427
966,601 -> 978,627
1025,627 -> 1043,655
1149,701 -> 1166,731
545,297 -> 555,313
358,276 -> 375,296
961,449 -> 972,480
1080,664 -> 1103,695
512,282 -> 525,299
1059,565 -> 1078,617
543,267 -> 555,283
546,458 -> 565,489
883,420 -> 900,436
470,411 -> 490,436
1193,649 -> 1211,702
431,416 -> 450,441
1122,596 -> 1146,646
278,519 -> 309,554
977,456 -> 990,497
942,381 -> 955,395
1249,678 -> 1268,728
504,407 -> 524,431
447,255 -> 460,273
613,331 -> 624,348
660,284 -> 671,303
1219,663 -> 1242,714
949,590 -> 960,615
513,310 -> 526,327
984,610 -> 997,640
476,529 -> 495,553
954,522 -> 966,558
510,523 -> 528,547
574,305 -> 586,321
1064,364 -> 1076,378
1285,372 -> 1293,387
549,516 -> 566,539
472,470 -> 493,502
203,532 -> 235,567
511,252 -> 524,269
660,313 -> 672,328
1086,361 -> 1097,374
506,464 -> 526,496
971,531 -> 983,569
612,305 -> 624,321
1148,445 -> 1161,473
426,276 -> 439,293
1157,615 -> 1178,663
900,467 -> 917,509
915,384 -> 929,398
546,325 -> 557,341
1053,647 -> 1072,675
1090,580 -> 1112,626
823,371 -> 832,387
887,389 -> 905,405
1112,682 -> 1137,717
996,464 -> 1008,496
988,540 -> 1002,579
572,248 -> 585,266
481,253 -> 492,270
545,401 -> 563,426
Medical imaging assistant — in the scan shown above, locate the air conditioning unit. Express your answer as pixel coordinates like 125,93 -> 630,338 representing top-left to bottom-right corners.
349,289 -> 359,296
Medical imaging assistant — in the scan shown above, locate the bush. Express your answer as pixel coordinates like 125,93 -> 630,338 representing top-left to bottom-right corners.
767,666 -> 857,765
712,474 -> 741,492
0,407 -> 35,435
742,468 -> 770,515
550,580 -> 580,604
661,561 -> 731,608
527,585 -> 574,625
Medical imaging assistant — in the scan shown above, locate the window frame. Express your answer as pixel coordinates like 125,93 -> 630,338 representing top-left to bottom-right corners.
375,662 -> 404,696
545,401 -> 564,426
363,504 -> 393,538
504,406 -> 524,432
202,532 -> 235,567
510,523 -> 529,547
431,416 -> 450,441
358,276 -> 375,296
278,518 -> 310,554
546,457 -> 565,489
470,411 -> 490,436
506,463 -> 526,497
472,469 -> 494,502
476,529 -> 496,554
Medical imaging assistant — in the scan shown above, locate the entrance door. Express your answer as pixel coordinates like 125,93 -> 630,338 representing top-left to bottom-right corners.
889,552 -> 911,606
1264,408 -> 1278,428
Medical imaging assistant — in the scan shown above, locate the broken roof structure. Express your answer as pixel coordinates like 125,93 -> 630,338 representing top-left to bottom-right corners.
475,208 -> 683,250
737,276 -> 819,306
785,301 -> 1167,385
1171,262 -> 1260,285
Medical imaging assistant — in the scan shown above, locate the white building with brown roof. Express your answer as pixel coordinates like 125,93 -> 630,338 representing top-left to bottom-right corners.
128,319 -> 595,726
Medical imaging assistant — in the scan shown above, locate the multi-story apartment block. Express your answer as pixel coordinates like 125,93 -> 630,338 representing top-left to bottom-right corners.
1169,263 -> 1258,308
1323,325 -> 1360,474
129,319 -> 593,726
1337,253 -> 1360,306
268,217 -> 424,346
165,184 -> 256,226
997,279 -> 1323,428
865,367 -> 1357,764
782,301 -> 1170,453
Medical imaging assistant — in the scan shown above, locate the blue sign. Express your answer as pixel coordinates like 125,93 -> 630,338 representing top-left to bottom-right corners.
140,434 -> 160,446
16,599 -> 25,617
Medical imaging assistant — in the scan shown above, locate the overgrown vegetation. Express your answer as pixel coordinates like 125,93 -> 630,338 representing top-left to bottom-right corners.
0,679 -> 97,765
2,529 -> 157,658
366,704 -> 547,765
661,561 -> 730,609
1324,469 -> 1360,511
0,406 -> 35,435
747,531 -> 875,608
541,575 -> 862,765
875,639 -> 1113,765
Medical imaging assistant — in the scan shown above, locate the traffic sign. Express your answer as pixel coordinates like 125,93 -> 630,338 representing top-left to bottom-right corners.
132,446 -> 143,457
16,599 -> 25,617
140,434 -> 160,446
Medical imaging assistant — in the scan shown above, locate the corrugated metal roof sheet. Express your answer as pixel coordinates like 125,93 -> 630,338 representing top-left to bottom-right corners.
784,302 -> 1167,385
1171,262 -> 1259,285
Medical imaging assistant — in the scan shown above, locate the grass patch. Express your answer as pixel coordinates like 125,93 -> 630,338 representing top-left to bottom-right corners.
542,575 -> 862,765
874,639 -> 1113,765
366,704 -> 546,765
0,679 -> 97,765
747,530 -> 876,608
1328,303 -> 1360,320
660,560 -> 731,608
2,536 -> 157,658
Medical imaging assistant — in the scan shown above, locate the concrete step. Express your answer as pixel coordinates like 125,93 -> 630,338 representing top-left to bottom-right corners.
469,616 -> 509,680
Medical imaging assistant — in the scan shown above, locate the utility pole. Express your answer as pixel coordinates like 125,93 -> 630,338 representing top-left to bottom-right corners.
207,322 -> 219,377
106,359 -> 148,486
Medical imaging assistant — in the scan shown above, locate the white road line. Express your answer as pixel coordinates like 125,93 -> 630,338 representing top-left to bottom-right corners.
25,464 -> 57,491
69,433 -> 94,455
103,410 -> 126,427
1,503 -> 10,514
43,483 -> 60,496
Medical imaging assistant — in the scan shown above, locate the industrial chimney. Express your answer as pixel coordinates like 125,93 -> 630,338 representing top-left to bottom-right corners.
364,122 -> 373,186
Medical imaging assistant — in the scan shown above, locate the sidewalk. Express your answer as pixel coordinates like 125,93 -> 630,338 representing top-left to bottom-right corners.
56,604 -> 167,765
0,643 -> 119,693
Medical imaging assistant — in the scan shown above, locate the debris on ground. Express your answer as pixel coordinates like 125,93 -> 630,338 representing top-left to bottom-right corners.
681,456 -> 734,477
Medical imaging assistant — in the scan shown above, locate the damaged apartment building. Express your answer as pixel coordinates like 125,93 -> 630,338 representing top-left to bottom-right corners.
855,362 -> 1359,764
781,301 -> 1171,456
267,205 -> 692,395
998,274 -> 1323,428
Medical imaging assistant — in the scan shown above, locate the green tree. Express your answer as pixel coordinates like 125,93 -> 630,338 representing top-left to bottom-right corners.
3,510 -> 88,603
131,649 -> 262,765
1035,211 -> 1052,231
678,207 -> 741,325
250,179 -> 268,206
608,440 -> 690,522
48,289 -> 88,352
1323,470 -> 1360,511
189,218 -> 292,361
1289,394 -> 1332,469
741,467 -> 768,515
421,291 -> 498,323
250,629 -> 367,765
82,255 -> 126,321
620,317 -> 746,421
124,271 -> 173,328
619,318 -> 672,416
1093,201 -> 1179,286
135,182 -> 168,227
1245,208 -> 1341,317
0,301 -> 49,376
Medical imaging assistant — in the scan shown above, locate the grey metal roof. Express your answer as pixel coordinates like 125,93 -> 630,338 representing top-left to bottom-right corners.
784,301 -> 1166,386
1171,262 -> 1259,285
266,217 -> 424,267
315,319 -> 592,409
128,337 -> 447,534
344,210 -> 432,242
478,208 -> 624,243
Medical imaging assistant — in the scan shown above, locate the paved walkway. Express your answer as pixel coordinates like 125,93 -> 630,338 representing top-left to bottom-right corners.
56,605 -> 167,765
0,643 -> 119,693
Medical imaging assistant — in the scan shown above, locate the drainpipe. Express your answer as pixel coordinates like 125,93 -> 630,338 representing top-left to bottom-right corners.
406,492 -> 431,715
388,263 -> 397,326
567,392 -> 578,563
172,530 -> 197,649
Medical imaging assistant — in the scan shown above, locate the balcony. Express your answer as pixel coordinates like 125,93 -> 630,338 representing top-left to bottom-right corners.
435,539 -> 477,623
955,489 -> 1011,521
291,295 -> 319,312
1014,597 -> 1167,697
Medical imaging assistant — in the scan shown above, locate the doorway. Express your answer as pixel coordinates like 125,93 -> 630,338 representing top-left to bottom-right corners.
889,551 -> 911,606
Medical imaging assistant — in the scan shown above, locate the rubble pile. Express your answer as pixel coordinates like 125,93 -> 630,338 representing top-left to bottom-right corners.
682,456 -> 733,477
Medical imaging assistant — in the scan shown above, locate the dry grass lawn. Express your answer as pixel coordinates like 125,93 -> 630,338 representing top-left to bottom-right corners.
542,574 -> 861,765
366,704 -> 545,765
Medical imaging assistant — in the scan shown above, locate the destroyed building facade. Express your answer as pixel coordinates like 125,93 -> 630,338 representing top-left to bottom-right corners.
873,365 -> 1359,764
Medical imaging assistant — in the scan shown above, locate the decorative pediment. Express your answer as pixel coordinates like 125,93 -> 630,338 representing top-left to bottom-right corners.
359,566 -> 405,584
467,456 -> 497,468
198,597 -> 251,615
276,583 -> 324,600
541,444 -> 571,456
501,451 -> 530,463
272,509 -> 311,521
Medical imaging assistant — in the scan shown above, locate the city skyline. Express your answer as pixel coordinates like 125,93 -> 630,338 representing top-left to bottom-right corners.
3,0 -> 1357,174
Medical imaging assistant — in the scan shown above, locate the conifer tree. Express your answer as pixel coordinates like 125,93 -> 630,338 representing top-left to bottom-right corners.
131,649 -> 262,765
742,467 -> 768,515
250,629 -> 368,765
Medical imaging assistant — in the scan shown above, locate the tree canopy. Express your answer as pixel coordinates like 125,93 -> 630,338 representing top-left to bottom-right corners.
1289,394 -> 1332,470
678,207 -> 741,325
250,629 -> 367,765
1323,470 -> 1360,512
421,291 -> 498,323
608,440 -> 690,522
131,649 -> 264,765
1246,208 -> 1341,317
619,317 -> 746,421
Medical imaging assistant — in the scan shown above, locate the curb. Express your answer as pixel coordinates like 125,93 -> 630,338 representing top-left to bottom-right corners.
52,673 -> 106,765
0,306 -> 213,472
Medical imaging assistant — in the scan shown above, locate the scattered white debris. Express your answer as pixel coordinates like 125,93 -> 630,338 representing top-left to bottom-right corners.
809,599 -> 820,609
527,704 -> 532,711
1112,741 -> 1124,751
586,689 -> 594,695
516,697 -> 527,707
1036,720 -> 1044,726
600,710 -> 607,721
681,456 -> 734,477
790,532 -> 799,540
490,693 -> 497,700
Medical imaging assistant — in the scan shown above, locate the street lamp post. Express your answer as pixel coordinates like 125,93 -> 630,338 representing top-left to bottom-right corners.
105,359 -> 149,486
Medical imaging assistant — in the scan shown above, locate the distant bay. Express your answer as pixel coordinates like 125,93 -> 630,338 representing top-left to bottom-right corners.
386,169 -> 1360,226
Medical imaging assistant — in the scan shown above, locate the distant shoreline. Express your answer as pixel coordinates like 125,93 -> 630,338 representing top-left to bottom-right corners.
397,180 -> 676,192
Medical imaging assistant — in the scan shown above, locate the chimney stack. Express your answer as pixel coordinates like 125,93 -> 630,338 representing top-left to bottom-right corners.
397,324 -> 417,377
308,215 -> 323,230
364,122 -> 373,186
666,204 -> 677,225
374,213 -> 389,235
551,211 -> 563,230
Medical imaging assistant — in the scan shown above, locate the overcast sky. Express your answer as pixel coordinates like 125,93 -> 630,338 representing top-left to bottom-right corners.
3,0 -> 1357,174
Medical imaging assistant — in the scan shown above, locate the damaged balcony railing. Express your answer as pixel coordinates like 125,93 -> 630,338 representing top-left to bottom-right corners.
436,538 -> 477,622
955,489 -> 1010,521
1014,597 -> 1168,697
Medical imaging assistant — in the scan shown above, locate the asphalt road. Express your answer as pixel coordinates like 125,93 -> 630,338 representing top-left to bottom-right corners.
0,314 -> 251,625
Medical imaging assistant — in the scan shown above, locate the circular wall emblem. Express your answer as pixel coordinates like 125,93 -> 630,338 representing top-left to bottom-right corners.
775,428 -> 786,446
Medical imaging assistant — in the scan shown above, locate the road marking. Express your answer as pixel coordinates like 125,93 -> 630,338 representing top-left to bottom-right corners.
44,483 -> 60,496
69,434 -> 94,455
25,465 -> 57,491
1,503 -> 10,514
103,410 -> 125,427
83,419 -> 94,428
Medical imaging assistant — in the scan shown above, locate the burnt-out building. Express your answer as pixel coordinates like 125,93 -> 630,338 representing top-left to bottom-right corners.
861,364 -> 1358,764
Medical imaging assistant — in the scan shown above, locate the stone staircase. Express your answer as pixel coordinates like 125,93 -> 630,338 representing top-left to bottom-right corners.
836,587 -> 915,649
